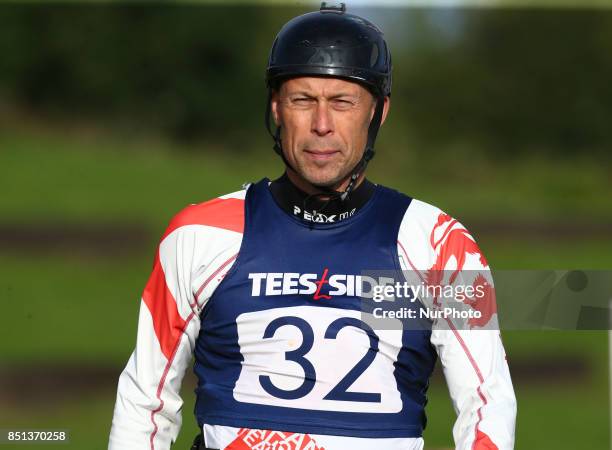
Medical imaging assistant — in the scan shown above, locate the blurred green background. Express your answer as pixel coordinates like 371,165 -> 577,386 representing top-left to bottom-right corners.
0,1 -> 610,449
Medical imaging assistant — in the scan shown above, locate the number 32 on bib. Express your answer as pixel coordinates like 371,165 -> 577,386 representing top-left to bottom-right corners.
233,306 -> 404,414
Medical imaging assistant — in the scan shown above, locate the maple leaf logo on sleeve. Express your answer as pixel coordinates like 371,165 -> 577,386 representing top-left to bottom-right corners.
425,213 -> 497,328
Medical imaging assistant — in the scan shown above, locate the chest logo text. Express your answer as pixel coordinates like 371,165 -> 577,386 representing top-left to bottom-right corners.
248,269 -> 365,300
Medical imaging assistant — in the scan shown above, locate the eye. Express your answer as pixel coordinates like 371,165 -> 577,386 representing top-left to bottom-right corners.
332,99 -> 354,109
292,97 -> 313,104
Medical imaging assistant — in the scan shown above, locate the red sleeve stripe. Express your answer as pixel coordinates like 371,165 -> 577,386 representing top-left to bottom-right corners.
143,253 -> 239,362
142,255 -> 186,361
145,196 -> 245,449
149,308 -> 197,450
145,196 -> 245,359
162,197 -> 245,240
144,254 -> 240,449
192,253 -> 238,309
397,240 -> 425,282
142,254 -> 193,449
445,321 -> 498,450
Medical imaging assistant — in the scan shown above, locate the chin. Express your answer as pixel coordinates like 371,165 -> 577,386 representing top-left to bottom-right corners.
293,160 -> 350,188
304,172 -> 344,189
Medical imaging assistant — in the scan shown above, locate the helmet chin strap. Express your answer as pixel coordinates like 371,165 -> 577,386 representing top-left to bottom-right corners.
265,89 -> 385,204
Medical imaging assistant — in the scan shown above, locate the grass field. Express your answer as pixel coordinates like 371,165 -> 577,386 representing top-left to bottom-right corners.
0,126 -> 610,449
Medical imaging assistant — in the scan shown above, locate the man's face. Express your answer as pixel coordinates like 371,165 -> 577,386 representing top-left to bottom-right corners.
271,77 -> 390,188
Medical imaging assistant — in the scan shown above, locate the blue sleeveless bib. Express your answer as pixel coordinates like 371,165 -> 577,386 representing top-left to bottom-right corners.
193,178 -> 437,438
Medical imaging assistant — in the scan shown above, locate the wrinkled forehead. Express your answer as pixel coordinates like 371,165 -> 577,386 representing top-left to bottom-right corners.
276,76 -> 376,99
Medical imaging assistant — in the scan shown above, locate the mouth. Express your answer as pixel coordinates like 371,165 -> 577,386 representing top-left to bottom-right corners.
303,149 -> 340,160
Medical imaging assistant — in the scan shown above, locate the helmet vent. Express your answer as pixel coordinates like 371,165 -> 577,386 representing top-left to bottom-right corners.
370,43 -> 379,67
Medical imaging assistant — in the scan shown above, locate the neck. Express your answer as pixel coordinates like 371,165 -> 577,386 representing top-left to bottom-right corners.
268,172 -> 376,224
285,167 -> 367,198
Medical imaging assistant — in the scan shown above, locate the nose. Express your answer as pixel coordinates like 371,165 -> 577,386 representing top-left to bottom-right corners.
311,102 -> 333,136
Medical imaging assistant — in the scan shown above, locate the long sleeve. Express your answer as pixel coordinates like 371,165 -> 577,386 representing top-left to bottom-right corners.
108,193 -> 246,450
431,325 -> 516,449
108,227 -> 203,450
431,222 -> 516,450
397,200 -> 517,450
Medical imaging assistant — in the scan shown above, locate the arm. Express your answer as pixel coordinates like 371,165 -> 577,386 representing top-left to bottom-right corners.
397,202 -> 516,450
108,194 -> 246,450
108,227 -> 203,450
429,218 -> 516,450
431,326 -> 516,450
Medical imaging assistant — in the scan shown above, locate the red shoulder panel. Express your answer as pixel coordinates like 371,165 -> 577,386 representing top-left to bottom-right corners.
162,197 -> 245,240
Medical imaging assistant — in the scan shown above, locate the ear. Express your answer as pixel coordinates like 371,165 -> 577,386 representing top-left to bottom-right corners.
270,89 -> 281,127
380,96 -> 391,126
368,95 -> 391,126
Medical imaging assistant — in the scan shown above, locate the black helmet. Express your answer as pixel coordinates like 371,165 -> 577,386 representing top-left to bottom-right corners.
266,2 -> 392,97
265,2 -> 392,199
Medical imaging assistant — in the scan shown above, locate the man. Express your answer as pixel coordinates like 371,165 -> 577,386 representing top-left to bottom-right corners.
109,3 -> 516,450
